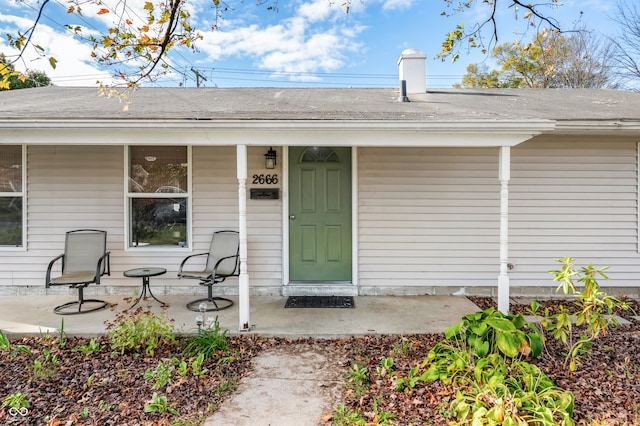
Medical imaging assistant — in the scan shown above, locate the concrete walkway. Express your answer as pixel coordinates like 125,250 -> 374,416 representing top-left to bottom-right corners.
204,345 -> 345,426
0,294 -> 480,338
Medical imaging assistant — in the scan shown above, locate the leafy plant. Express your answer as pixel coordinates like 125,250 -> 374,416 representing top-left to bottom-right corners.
80,406 -> 90,418
344,362 -> 368,396
0,329 -> 10,350
370,398 -> 397,425
376,357 -> 394,377
395,364 -> 428,392
173,357 -> 189,376
107,309 -> 176,356
213,378 -> 237,396
144,392 -> 179,416
31,348 -> 59,379
331,405 -> 367,425
86,372 -> 96,389
2,391 -> 30,411
98,399 -> 112,412
445,307 -> 543,359
72,337 -> 101,355
345,362 -> 367,385
391,337 -> 412,356
450,358 -> 574,426
191,352 -> 208,377
57,318 -> 67,349
182,317 -> 228,358
0,330 -> 32,361
531,257 -> 632,371
145,359 -> 173,389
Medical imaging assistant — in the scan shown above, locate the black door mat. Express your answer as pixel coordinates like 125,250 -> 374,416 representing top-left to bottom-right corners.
284,296 -> 355,309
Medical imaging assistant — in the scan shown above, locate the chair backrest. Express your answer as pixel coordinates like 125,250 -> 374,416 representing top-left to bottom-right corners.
205,230 -> 239,276
63,230 -> 107,275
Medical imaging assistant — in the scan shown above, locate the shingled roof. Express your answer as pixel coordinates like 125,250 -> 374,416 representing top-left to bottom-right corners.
0,86 -> 639,127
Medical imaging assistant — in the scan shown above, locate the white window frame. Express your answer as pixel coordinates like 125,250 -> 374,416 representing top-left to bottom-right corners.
0,144 -> 26,251
124,145 -> 192,251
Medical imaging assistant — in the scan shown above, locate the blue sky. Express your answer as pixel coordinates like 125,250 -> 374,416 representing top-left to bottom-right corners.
0,0 -> 618,88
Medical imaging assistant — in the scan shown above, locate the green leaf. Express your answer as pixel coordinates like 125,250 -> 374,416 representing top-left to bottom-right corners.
470,322 -> 488,337
445,322 -> 463,339
495,333 -> 519,358
509,314 -> 527,329
49,57 -> 57,69
486,317 -> 517,332
475,339 -> 489,357
527,332 -> 544,358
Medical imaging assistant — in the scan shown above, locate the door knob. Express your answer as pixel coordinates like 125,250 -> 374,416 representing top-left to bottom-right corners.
289,215 -> 296,220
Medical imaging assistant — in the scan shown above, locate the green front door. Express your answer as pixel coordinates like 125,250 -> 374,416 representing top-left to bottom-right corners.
289,147 -> 352,281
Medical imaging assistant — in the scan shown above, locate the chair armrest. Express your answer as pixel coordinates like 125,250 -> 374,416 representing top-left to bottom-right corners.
45,254 -> 65,288
95,251 -> 111,284
178,252 -> 209,276
213,253 -> 241,277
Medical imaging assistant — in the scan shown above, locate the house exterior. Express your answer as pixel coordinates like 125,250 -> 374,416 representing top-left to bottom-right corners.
1,50 -> 640,330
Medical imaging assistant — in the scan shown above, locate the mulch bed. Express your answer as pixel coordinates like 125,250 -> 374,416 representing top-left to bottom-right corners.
1,297 -> 639,425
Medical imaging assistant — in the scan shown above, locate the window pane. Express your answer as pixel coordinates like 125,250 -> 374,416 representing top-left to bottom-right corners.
301,147 -> 340,163
0,145 -> 22,192
0,197 -> 22,246
129,146 -> 187,193
130,198 -> 187,247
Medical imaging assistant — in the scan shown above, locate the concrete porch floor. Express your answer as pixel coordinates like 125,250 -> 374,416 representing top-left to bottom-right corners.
0,294 -> 481,338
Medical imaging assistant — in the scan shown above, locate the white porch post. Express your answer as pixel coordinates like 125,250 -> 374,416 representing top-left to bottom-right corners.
237,145 -> 250,331
498,146 -> 511,314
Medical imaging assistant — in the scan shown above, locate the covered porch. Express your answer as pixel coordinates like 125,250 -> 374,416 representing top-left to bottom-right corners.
0,294 -> 481,338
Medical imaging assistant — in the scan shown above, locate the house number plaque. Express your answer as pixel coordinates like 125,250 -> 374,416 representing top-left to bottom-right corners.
252,174 -> 278,184
250,174 -> 279,199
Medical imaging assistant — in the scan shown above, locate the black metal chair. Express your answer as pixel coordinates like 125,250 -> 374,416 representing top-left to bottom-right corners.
45,229 -> 111,315
178,230 -> 240,312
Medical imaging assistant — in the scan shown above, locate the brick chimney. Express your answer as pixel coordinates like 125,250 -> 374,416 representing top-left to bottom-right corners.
398,49 -> 426,94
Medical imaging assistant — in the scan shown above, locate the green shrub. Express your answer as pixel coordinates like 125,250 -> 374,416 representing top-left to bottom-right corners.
182,318 -> 228,358
444,307 -> 543,359
107,309 -> 176,356
531,257 -> 632,371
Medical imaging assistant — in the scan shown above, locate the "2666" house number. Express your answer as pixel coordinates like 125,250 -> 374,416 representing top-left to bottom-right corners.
252,174 -> 278,184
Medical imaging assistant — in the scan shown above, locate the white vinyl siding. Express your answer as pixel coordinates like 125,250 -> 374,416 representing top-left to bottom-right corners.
358,147 -> 500,289
3,145 -> 282,292
13,145 -> 124,287
191,146 -> 282,289
508,136 -> 639,289
246,147 -> 283,288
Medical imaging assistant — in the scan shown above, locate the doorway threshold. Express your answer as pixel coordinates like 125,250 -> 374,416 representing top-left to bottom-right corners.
283,282 -> 357,297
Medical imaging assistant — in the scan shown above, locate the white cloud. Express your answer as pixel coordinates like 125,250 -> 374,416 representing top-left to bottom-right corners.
0,13 -> 112,86
298,0 -> 335,22
196,2 -> 365,80
380,0 -> 415,11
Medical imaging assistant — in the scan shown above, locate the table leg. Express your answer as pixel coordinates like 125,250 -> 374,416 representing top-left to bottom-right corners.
130,276 -> 168,308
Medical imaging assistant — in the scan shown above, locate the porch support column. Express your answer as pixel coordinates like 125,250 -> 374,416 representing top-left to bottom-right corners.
237,145 -> 250,331
498,146 -> 511,314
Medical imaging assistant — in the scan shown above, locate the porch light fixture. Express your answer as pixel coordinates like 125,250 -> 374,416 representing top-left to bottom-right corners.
264,147 -> 277,169
144,156 -> 157,162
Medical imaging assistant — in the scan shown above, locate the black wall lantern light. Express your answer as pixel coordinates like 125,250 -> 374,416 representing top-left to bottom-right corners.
264,147 -> 277,169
